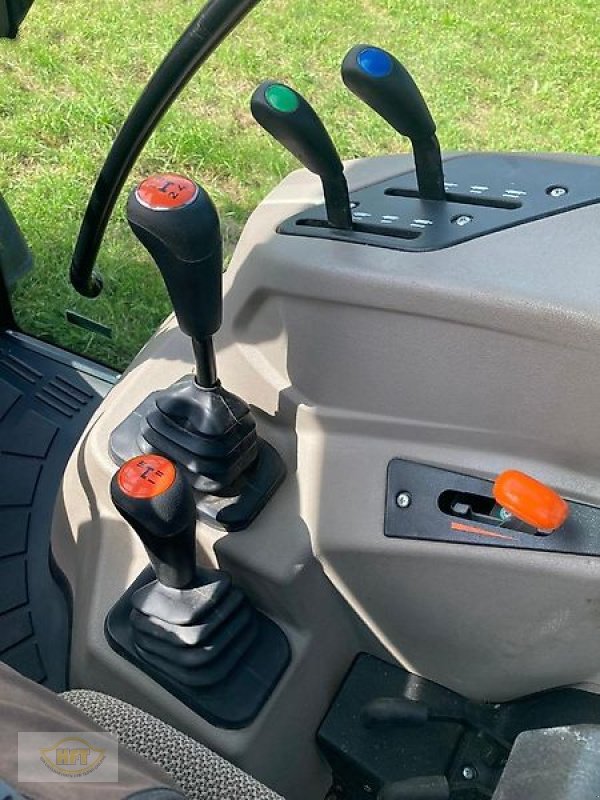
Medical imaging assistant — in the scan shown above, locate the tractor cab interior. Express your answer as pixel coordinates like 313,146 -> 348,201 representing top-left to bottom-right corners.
1,2 -> 600,799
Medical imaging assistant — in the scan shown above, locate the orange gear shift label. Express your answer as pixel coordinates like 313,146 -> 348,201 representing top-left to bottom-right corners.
136,174 -> 199,211
493,469 -> 569,532
118,455 -> 176,499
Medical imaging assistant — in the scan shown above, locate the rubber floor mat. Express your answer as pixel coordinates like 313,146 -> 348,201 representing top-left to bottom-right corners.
0,331 -> 117,690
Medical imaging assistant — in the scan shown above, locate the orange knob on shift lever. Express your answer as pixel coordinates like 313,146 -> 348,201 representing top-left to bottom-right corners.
493,470 -> 569,534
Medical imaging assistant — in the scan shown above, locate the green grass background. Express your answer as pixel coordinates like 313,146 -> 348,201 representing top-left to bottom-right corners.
0,0 -> 597,369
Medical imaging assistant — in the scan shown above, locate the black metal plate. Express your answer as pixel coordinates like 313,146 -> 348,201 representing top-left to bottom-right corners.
385,458 -> 600,556
279,154 -> 600,252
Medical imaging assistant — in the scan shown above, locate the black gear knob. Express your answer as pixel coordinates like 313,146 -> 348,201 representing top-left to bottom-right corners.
251,82 -> 353,230
111,454 -> 197,589
342,45 -> 436,143
342,45 -> 445,201
127,174 -> 223,342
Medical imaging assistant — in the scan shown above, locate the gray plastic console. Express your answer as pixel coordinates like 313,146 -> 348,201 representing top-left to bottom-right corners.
493,726 -> 600,800
51,152 -> 600,800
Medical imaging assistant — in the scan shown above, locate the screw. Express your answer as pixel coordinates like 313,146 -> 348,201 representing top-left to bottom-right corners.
547,185 -> 568,198
452,214 -> 473,227
396,491 -> 412,509
462,766 -> 477,781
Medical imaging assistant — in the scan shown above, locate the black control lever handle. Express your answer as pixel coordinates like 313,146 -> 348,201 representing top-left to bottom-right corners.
111,455 -> 197,589
361,696 -> 430,728
342,45 -> 445,201
127,175 -> 223,343
251,81 -> 353,230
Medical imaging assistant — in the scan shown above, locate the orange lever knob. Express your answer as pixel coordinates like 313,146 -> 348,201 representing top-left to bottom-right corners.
493,470 -> 569,533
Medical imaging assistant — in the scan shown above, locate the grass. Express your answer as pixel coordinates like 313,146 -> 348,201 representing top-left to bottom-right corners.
0,0 -> 597,370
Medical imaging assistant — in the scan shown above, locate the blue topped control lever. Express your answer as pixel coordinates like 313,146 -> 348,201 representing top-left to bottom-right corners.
251,81 -> 353,230
342,45 -> 446,201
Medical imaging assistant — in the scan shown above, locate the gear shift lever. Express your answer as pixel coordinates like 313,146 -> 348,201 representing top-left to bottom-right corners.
111,454 -> 197,588
110,174 -> 286,531
128,174 -> 221,387
107,455 -> 290,722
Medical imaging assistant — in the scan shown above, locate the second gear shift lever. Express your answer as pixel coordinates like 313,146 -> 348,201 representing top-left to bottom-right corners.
110,173 -> 286,531
106,454 -> 290,726
111,454 -> 197,588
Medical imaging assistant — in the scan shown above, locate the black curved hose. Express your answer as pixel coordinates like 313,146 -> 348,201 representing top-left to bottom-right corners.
70,0 -> 261,297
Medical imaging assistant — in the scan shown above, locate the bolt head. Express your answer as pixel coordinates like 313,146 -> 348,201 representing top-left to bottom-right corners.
396,492 -> 412,509
462,766 -> 477,781
452,214 -> 474,227
547,185 -> 568,198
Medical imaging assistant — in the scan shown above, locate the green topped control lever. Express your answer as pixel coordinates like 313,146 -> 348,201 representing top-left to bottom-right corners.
251,81 -> 353,230
342,45 -> 445,201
